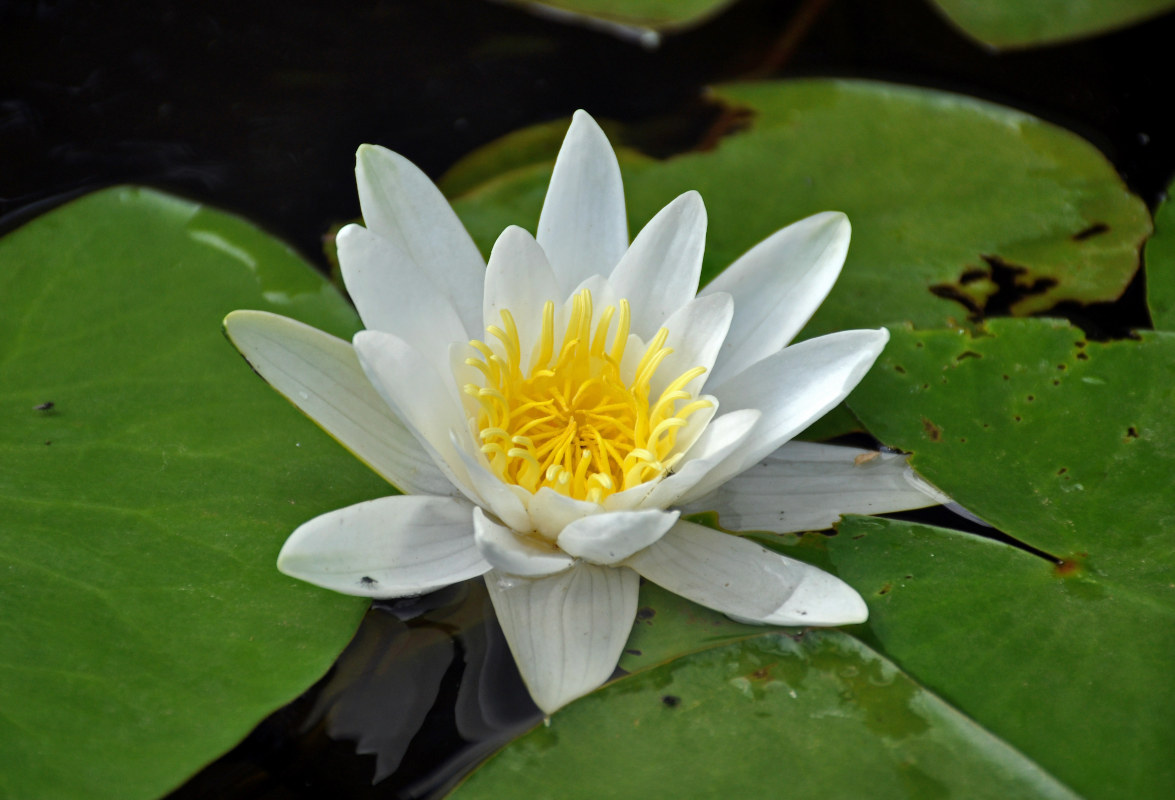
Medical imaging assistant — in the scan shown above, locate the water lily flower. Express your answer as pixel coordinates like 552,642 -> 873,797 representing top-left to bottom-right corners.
225,111 -> 943,714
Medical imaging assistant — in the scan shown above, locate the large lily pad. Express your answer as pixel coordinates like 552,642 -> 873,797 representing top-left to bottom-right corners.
825,516 -> 1175,800
0,187 -> 383,799
841,319 -> 1175,798
447,80 -> 1151,343
928,0 -> 1175,49
451,628 -> 1077,799
1145,178 -> 1175,329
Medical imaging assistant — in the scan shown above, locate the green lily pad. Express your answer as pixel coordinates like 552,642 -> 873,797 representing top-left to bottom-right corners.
451,629 -> 1077,799
447,80 -> 1151,343
497,0 -> 734,32
928,0 -> 1175,49
841,319 -> 1175,798
825,516 -> 1175,800
848,319 -> 1175,566
0,187 -> 383,799
1145,179 -> 1175,329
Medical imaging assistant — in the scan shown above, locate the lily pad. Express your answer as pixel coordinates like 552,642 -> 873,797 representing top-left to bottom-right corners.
497,0 -> 735,34
451,628 -> 1077,799
0,187 -> 383,799
825,516 -> 1175,800
848,319 -> 1175,564
447,80 -> 1150,344
841,319 -> 1175,798
1145,178 -> 1175,329
927,0 -> 1175,49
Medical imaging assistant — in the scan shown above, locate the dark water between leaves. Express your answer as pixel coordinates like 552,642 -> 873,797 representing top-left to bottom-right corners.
3,0 -> 1171,795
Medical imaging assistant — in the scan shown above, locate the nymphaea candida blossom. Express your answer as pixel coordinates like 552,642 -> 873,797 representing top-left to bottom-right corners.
225,111 -> 944,714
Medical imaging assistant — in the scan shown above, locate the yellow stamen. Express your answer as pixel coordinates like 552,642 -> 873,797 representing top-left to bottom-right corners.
463,289 -> 712,502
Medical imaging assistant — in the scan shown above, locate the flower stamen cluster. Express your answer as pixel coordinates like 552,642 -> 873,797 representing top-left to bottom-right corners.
464,288 -> 711,503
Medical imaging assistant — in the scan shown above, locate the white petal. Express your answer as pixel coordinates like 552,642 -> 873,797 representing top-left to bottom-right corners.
484,563 -> 639,713
278,495 -> 489,597
353,330 -> 477,499
692,328 -> 889,501
482,226 -> 562,367
635,409 -> 761,510
624,519 -> 867,626
653,292 -> 733,398
704,211 -> 851,386
223,310 -> 452,497
473,508 -> 575,577
556,509 -> 679,565
681,441 -> 948,534
537,110 -> 628,296
527,487 -> 602,539
355,144 -> 485,335
337,224 -> 469,360
609,190 -> 706,340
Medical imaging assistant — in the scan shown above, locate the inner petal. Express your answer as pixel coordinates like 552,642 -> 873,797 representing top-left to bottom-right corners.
461,288 -> 713,504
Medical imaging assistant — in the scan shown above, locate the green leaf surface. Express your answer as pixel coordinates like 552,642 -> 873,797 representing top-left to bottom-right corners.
451,629 -> 1077,800
1145,179 -> 1175,329
825,516 -> 1175,800
497,0 -> 734,31
447,80 -> 1150,343
848,319 -> 1175,567
842,319 -> 1175,798
928,0 -> 1175,49
0,187 -> 384,799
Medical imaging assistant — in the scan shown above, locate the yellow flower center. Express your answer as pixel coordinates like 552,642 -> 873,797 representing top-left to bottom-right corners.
463,289 -> 712,504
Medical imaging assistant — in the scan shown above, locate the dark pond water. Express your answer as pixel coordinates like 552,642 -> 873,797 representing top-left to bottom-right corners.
3,0 -> 1173,795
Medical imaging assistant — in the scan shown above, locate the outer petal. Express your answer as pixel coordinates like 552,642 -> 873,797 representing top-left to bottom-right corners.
556,509 -> 679,565
473,508 -> 575,578
277,495 -> 489,597
353,330 -> 477,500
624,519 -> 867,625
608,190 -> 706,339
337,223 -> 468,364
682,328 -> 889,504
223,310 -> 452,497
484,563 -> 639,714
481,225 -> 562,368
356,144 -> 486,335
703,211 -> 851,386
680,441 -> 949,534
537,110 -> 628,296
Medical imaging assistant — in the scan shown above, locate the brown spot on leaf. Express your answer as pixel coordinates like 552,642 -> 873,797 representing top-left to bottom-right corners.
877,583 -> 892,596
1125,426 -> 1140,441
921,417 -> 942,441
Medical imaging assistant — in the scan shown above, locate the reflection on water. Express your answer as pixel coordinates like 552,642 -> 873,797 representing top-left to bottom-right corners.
170,581 -> 542,799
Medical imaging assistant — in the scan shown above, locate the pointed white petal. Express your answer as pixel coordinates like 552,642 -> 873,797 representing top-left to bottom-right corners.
278,495 -> 489,597
635,409 -> 760,510
692,328 -> 889,500
355,144 -> 485,334
537,111 -> 628,295
337,224 -> 468,361
609,191 -> 706,339
681,441 -> 948,533
556,509 -> 679,565
527,487 -> 602,539
704,211 -> 851,386
224,310 -> 452,496
624,520 -> 867,626
473,508 -> 575,577
353,330 -> 477,499
484,563 -> 639,713
482,226 -> 562,367
653,292 -> 733,398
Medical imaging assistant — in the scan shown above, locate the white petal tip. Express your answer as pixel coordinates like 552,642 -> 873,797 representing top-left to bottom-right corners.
765,572 -> 869,627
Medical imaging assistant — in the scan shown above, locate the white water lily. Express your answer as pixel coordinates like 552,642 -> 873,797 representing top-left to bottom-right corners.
225,111 -> 943,714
